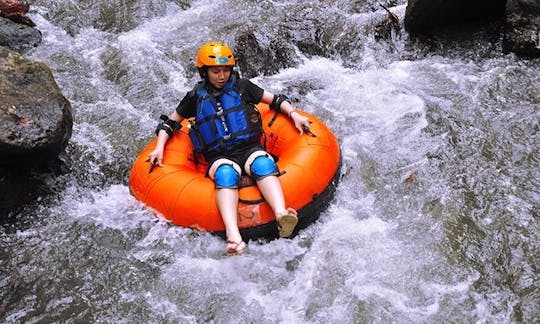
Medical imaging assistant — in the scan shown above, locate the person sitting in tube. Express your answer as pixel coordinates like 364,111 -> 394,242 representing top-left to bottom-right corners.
149,41 -> 312,255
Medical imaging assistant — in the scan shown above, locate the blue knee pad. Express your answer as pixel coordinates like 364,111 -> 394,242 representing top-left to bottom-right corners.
250,155 -> 277,180
214,164 -> 239,188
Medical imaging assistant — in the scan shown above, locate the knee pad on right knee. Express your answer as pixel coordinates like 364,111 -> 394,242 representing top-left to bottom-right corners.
214,164 -> 240,188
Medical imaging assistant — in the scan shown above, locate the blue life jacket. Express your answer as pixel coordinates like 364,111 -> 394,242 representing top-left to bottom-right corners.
189,76 -> 262,154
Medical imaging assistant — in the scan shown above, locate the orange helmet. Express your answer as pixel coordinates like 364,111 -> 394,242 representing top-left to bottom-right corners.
196,42 -> 236,68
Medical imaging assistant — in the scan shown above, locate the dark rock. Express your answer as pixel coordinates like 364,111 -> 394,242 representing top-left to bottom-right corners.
404,0 -> 540,58
0,46 -> 73,167
234,31 -> 300,78
0,157 -> 69,219
404,0 -> 506,33
503,0 -> 540,56
0,166 -> 44,218
0,16 -> 41,52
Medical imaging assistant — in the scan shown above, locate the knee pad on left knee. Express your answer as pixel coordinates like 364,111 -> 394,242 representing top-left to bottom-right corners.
250,155 -> 278,180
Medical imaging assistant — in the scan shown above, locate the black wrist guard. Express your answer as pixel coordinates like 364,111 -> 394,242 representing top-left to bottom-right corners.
269,94 -> 289,112
155,115 -> 181,137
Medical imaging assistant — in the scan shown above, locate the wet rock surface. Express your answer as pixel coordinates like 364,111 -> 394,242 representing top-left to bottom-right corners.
0,47 -> 72,215
404,0 -> 539,57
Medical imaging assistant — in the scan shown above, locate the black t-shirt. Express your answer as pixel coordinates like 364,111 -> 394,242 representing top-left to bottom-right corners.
175,78 -> 265,118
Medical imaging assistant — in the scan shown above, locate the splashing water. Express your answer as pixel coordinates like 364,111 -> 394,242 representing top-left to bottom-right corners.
1,0 -> 539,322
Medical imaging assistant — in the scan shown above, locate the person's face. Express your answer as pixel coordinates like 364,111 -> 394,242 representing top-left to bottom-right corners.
207,66 -> 231,89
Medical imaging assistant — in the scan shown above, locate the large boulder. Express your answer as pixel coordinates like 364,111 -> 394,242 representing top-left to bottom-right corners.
0,46 -> 73,166
234,31 -> 300,79
503,0 -> 540,56
0,16 -> 41,52
404,0 -> 506,33
404,0 -> 540,57
0,0 -> 41,52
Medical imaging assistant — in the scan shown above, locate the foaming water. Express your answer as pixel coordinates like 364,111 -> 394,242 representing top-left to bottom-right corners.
2,0 -> 539,322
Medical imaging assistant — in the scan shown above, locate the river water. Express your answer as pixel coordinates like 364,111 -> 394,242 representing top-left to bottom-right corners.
1,0 -> 539,323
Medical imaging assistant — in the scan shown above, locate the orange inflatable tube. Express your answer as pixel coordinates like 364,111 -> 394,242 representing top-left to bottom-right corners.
129,104 -> 341,240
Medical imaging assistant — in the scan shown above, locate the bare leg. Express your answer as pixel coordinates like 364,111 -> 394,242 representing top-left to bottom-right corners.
258,176 -> 298,237
245,151 -> 287,216
216,188 -> 243,243
256,176 -> 287,216
247,151 -> 298,237
210,159 -> 246,253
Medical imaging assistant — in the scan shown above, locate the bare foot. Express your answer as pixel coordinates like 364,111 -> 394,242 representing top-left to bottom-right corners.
226,240 -> 247,255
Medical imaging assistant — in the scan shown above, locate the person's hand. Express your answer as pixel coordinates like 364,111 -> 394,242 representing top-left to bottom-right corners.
148,146 -> 165,167
290,111 -> 311,135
